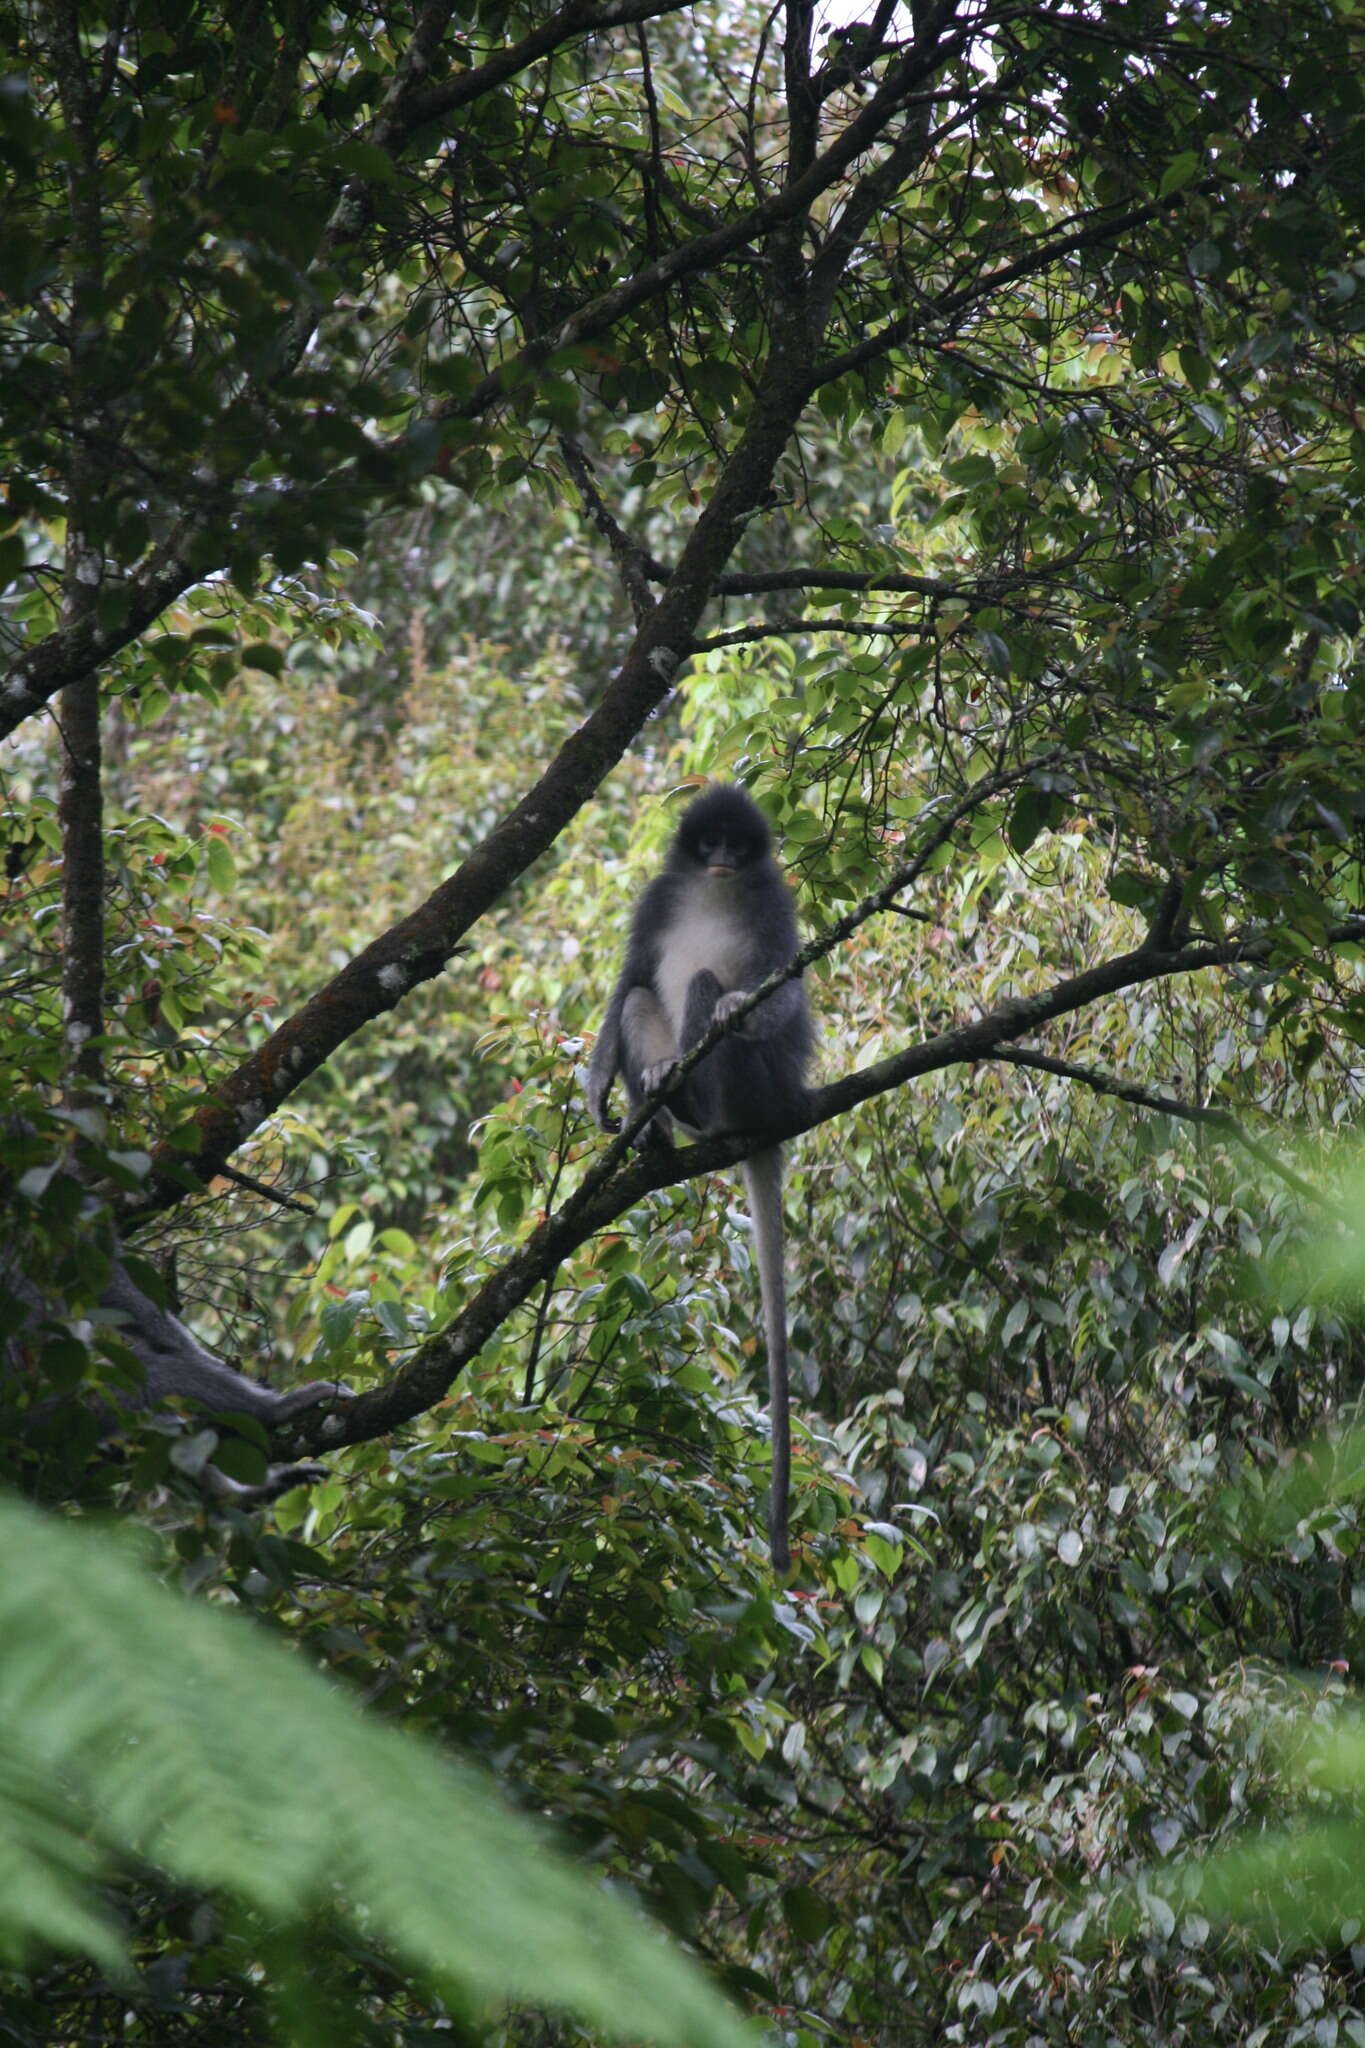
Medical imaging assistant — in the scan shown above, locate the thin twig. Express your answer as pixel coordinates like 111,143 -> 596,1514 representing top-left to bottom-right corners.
217,1163 -> 317,1216
558,435 -> 657,623
523,1267 -> 562,1405
990,1046 -> 1332,1210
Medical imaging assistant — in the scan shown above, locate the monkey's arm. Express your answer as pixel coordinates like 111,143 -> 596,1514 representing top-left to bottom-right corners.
587,887 -> 668,1131
586,976 -> 628,1130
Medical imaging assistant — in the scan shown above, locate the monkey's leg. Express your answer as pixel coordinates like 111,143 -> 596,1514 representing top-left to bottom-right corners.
678,970 -> 734,1128
682,971 -> 789,1132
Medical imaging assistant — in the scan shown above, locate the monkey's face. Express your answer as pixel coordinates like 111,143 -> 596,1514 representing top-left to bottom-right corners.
692,826 -> 753,876
674,789 -> 772,877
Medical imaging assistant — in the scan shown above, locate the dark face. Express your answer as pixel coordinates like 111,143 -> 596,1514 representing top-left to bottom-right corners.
674,788 -> 772,877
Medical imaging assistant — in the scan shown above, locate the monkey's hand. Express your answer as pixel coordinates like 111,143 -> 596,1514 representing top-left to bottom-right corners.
711,989 -> 752,1032
587,1090 -> 621,1133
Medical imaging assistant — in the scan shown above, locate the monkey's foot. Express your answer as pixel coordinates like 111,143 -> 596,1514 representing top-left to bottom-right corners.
634,1111 -> 676,1152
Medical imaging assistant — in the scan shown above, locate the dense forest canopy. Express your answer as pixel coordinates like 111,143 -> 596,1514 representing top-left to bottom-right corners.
3,0 -> 1365,2040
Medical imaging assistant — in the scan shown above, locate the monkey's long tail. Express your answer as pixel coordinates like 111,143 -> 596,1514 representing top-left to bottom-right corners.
741,1146 -> 791,1574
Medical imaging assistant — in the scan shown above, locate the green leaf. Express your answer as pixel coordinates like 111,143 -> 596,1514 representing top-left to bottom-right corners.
881,410 -> 909,458
204,835 -> 236,892
29,1336 -> 90,1392
1109,869 -> 1159,910
864,1530 -> 903,1578
320,1297 -> 362,1351
943,452 -> 995,487
1158,152 -> 1201,198
0,534 -> 25,591
374,1297 -> 409,1342
241,642 -> 284,676
1177,346 -> 1210,392
1007,785 -> 1057,855
781,1885 -> 832,1943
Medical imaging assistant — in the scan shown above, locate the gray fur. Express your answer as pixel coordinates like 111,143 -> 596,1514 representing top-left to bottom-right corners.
587,785 -> 812,1570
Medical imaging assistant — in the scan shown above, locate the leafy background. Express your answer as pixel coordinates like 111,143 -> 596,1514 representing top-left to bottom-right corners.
3,0 -> 1365,2042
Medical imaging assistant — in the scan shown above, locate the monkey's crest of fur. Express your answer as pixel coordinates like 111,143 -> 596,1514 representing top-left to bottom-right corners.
668,784 -> 773,868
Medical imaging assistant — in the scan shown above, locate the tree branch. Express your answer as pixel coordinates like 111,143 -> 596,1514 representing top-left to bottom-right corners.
398,0 -> 698,132
124,14 -> 1038,1218
216,1163 -> 318,1216
709,555 -> 1089,599
51,0 -> 106,1096
1,528 -> 198,740
0,16 -> 1115,747
425,8 -> 983,430
131,265 -> 833,1219
286,919 -> 1360,1453
537,510 -> 1075,607
692,618 -> 928,650
0,8 -> 972,743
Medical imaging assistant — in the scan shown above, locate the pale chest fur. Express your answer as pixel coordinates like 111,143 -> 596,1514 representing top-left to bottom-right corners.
655,882 -> 753,1038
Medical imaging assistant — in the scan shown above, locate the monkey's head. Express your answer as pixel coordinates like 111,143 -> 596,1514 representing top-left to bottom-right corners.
670,785 -> 774,878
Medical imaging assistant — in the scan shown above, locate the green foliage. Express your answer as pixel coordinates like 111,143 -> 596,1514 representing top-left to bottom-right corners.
1116,1173 -> 1365,1965
0,1491 -> 751,2048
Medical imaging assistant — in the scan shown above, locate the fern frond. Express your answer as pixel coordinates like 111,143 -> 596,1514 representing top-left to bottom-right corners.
0,1494 -> 751,2048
